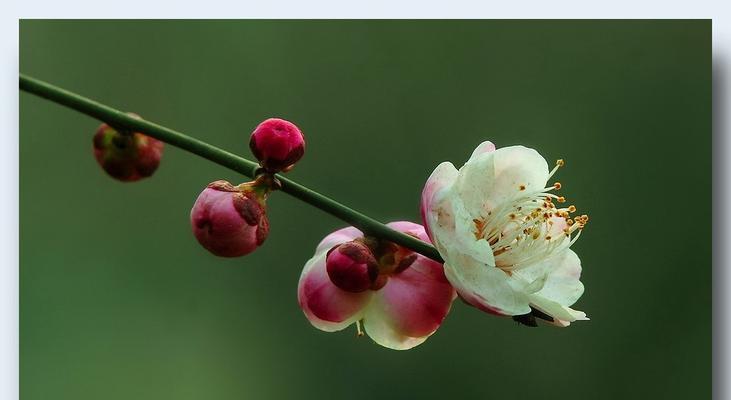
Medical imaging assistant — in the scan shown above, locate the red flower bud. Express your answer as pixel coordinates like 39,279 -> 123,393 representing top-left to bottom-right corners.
190,180 -> 269,257
326,241 -> 378,293
92,114 -> 164,182
249,118 -> 305,172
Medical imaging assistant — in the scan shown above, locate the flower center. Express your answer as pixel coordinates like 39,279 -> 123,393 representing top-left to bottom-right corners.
337,237 -> 418,291
473,159 -> 588,272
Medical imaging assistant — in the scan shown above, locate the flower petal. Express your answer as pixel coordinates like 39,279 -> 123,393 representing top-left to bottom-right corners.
421,162 -> 458,240
528,295 -> 588,325
298,251 -> 371,332
537,249 -> 584,305
456,145 -> 550,217
451,197 -> 495,265
518,249 -> 584,306
425,183 -> 495,268
362,256 -> 456,350
386,221 -> 432,243
491,145 -> 550,200
468,140 -> 496,161
443,252 -> 531,316
315,226 -> 363,253
523,250 -> 587,325
454,150 -> 496,218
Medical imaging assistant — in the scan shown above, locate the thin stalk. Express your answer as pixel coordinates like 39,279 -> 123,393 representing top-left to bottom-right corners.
19,74 -> 444,263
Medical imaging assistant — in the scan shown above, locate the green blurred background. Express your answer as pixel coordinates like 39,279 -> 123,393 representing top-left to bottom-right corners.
20,20 -> 710,399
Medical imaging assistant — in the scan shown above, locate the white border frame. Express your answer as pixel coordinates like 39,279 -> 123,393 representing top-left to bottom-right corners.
5,3 -> 728,399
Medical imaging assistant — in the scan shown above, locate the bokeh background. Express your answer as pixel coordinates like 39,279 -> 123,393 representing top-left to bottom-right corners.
20,21 -> 710,399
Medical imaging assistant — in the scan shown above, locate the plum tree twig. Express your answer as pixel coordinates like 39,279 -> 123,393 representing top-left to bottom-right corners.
19,74 -> 444,262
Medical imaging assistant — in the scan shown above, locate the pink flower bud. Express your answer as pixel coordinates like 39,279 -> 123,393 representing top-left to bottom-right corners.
190,180 -> 269,257
249,118 -> 305,172
326,241 -> 378,293
298,222 -> 457,350
92,114 -> 164,182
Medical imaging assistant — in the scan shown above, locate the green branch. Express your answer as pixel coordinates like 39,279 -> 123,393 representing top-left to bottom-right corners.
19,74 -> 444,263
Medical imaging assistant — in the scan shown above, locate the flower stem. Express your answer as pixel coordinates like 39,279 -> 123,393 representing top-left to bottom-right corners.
19,74 -> 444,263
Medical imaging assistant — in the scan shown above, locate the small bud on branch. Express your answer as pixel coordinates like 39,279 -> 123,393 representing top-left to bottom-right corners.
92,113 -> 164,182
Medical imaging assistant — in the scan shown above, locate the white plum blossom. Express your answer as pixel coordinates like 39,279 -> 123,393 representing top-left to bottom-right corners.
421,141 -> 588,326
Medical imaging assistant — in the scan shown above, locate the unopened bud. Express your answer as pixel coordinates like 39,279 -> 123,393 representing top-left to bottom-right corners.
326,241 -> 378,293
92,114 -> 164,182
249,118 -> 305,172
190,180 -> 269,257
